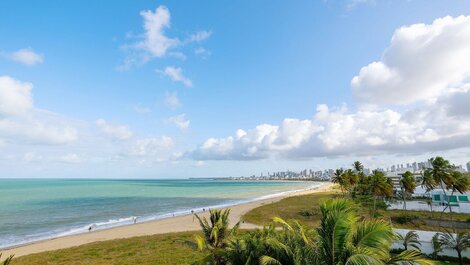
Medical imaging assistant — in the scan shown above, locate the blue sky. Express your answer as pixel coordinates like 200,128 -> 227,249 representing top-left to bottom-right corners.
1,0 -> 470,178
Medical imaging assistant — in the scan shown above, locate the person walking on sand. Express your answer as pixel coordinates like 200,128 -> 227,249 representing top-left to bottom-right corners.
133,217 -> 137,224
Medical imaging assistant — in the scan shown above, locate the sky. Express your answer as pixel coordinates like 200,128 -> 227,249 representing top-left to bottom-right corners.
1,0 -> 470,178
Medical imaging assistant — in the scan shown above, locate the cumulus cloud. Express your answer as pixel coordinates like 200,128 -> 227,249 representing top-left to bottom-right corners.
187,30 -> 212,43
164,91 -> 181,110
166,113 -> 190,130
2,48 -> 44,66
96,119 -> 133,140
0,76 -> 77,144
191,16 -> 470,161
0,76 -> 33,117
190,102 -> 470,160
352,16 -> 470,105
136,6 -> 179,58
120,6 -> 211,69
158,66 -> 193,87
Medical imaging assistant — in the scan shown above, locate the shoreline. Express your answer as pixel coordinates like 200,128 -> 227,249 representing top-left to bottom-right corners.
1,182 -> 334,258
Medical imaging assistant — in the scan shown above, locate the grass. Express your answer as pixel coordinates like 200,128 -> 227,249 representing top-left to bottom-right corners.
12,231 -> 202,265
242,191 -> 338,227
243,190 -> 470,233
9,189 -> 469,264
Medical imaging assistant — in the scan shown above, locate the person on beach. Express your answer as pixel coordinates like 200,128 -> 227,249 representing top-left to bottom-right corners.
88,226 -> 92,232
133,217 -> 137,224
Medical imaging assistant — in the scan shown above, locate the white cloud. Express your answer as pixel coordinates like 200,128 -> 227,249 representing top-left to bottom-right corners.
158,66 -> 193,87
130,136 -> 174,156
190,101 -> 470,160
352,15 -> 470,105
120,6 -> 211,69
187,30 -> 212,43
191,16 -> 470,161
164,91 -> 181,110
2,48 -> 44,66
195,47 -> 211,58
136,6 -> 179,58
23,152 -> 81,163
0,76 -> 77,144
96,119 -> 133,140
0,76 -> 33,117
166,113 -> 190,130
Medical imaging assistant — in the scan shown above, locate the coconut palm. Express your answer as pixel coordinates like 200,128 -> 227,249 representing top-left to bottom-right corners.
431,233 -> 443,260
222,199 -> 433,265
194,209 -> 239,265
261,199 -> 432,265
437,231 -> 470,265
429,157 -> 452,205
369,170 -> 394,216
400,171 -> 416,221
332,168 -> 348,196
440,171 -> 470,232
398,230 -> 421,251
0,253 -> 14,265
421,169 -> 436,217
353,161 -> 364,173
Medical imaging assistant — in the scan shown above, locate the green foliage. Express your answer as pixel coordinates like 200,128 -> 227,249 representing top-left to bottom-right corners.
194,209 -> 240,265
437,231 -> 470,265
199,198 -> 434,265
398,230 -> 421,251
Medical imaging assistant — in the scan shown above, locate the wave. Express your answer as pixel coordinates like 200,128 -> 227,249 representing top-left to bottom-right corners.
0,182 -> 326,249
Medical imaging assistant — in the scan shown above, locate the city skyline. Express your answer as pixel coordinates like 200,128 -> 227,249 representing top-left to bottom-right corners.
1,1 -> 470,178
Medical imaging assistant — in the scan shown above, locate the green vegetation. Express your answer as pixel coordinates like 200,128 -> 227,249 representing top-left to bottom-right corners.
195,199 -> 434,265
242,191 -> 337,227
11,232 -> 203,265
0,253 -> 13,265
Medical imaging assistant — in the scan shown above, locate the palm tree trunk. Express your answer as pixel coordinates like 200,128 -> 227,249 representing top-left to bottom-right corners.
457,250 -> 462,265
449,190 -> 455,233
373,196 -> 377,217
401,188 -> 407,221
428,192 -> 433,218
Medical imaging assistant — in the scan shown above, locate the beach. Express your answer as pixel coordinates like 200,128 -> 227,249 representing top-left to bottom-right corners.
1,182 -> 333,258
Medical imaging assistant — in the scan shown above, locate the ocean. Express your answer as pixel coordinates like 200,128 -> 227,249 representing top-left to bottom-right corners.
0,178 -> 320,249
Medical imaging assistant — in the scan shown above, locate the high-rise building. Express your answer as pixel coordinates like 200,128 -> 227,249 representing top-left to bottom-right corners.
467,161 -> 470,172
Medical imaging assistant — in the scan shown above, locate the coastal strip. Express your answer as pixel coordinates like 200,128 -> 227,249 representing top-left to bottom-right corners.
1,182 -> 334,258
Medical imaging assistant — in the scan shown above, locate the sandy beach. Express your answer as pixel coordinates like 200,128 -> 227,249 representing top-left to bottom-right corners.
1,182 -> 333,258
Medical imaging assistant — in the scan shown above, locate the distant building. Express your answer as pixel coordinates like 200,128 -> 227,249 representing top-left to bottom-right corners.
467,161 -> 470,172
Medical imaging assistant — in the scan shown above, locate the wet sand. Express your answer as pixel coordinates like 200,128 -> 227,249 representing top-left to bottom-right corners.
1,182 -> 334,258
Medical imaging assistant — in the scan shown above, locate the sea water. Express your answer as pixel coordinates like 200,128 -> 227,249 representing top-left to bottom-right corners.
0,178 -> 321,249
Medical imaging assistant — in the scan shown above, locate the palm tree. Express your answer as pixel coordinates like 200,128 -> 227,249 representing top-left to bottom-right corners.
400,171 -> 416,221
298,198 -> 431,264
421,169 -> 436,217
332,168 -> 348,196
223,199 -> 433,265
0,253 -> 14,265
429,157 -> 452,206
194,209 -> 239,265
441,171 -> 470,232
398,230 -> 421,251
343,169 -> 358,197
353,161 -> 364,173
369,170 -> 394,216
437,231 -> 470,265
431,233 -> 443,260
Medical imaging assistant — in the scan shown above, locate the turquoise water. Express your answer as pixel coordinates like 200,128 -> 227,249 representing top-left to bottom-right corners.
0,179 -> 319,248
